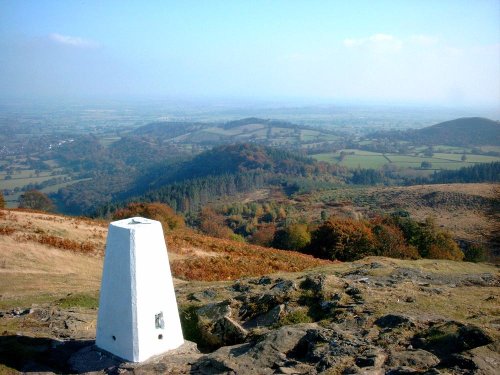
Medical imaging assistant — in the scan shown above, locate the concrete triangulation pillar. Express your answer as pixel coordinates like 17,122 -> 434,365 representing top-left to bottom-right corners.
96,217 -> 184,362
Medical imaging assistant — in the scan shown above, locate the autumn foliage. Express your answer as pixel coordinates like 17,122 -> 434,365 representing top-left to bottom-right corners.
112,202 -> 184,231
300,215 -> 463,262
199,207 -> 235,239
307,218 -> 375,261
167,229 -> 329,281
18,190 -> 54,212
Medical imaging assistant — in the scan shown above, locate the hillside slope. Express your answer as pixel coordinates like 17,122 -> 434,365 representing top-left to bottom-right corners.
131,117 -> 339,147
414,117 -> 500,146
0,209 -> 328,305
0,210 -> 498,374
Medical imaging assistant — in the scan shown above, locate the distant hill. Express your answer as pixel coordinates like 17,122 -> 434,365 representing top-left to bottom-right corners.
105,143 -> 342,213
130,117 -> 339,147
132,121 -> 209,138
367,117 -> 500,147
155,143 -> 316,183
412,117 -> 500,146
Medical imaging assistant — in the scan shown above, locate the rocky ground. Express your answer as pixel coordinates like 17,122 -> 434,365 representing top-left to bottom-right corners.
0,257 -> 499,374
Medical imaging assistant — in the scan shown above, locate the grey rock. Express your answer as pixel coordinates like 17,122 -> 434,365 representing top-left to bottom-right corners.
423,369 -> 441,375
271,279 -> 297,294
197,300 -> 232,321
196,300 -> 248,347
300,274 -> 327,293
237,292 -> 285,321
320,300 -> 338,312
257,276 -> 273,285
413,321 -> 493,357
188,288 -> 218,301
300,274 -> 345,299
11,307 -> 30,316
195,324 -> 320,374
231,282 -> 250,293
386,366 -> 419,375
447,341 -> 500,374
243,303 -> 285,328
277,363 -> 316,374
387,349 -> 440,370
355,347 -> 386,368
374,314 -> 415,329
68,341 -> 201,373
345,287 -> 362,296
204,316 -> 248,348
357,368 -> 385,375
343,365 -> 362,374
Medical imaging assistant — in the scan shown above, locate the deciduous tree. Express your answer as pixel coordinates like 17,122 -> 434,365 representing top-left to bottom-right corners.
308,217 -> 375,261
113,202 -> 184,230
19,190 -> 54,212
273,224 -> 311,251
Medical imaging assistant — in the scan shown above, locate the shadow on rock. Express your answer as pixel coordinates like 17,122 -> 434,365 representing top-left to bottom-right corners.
0,335 -> 117,373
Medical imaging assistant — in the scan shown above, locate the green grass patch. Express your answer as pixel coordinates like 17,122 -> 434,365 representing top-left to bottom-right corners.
340,149 -> 384,156
0,294 -> 57,310
480,146 -> 500,153
426,161 -> 473,170
432,153 -> 500,163
278,307 -> 313,326
463,154 -> 500,163
270,127 -> 293,136
99,136 -> 121,147
55,293 -> 99,309
42,160 -> 59,168
311,153 -> 339,163
385,154 -> 430,163
433,145 -> 472,153
339,155 -> 389,169
40,178 -> 92,194
0,174 -> 69,190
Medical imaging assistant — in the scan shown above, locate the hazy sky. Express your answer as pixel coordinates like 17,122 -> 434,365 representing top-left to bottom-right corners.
1,0 -> 499,106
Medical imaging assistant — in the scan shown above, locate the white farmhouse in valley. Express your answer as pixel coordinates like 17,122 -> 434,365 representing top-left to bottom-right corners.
96,217 -> 184,362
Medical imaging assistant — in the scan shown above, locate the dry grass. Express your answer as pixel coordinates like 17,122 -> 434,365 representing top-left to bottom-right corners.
307,183 -> 498,247
365,183 -> 498,243
167,229 -> 330,281
0,236 -> 103,308
0,209 -> 330,307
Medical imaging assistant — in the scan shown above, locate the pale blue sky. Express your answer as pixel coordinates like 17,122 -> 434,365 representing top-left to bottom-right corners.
1,0 -> 499,106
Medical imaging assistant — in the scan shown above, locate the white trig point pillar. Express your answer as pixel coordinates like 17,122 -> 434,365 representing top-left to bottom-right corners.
96,217 -> 184,362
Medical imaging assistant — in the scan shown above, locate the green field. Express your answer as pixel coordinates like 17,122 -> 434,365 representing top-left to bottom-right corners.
40,178 -> 92,194
432,145 -> 472,153
339,155 -> 389,169
0,170 -> 70,190
99,136 -> 121,147
3,178 -> 92,208
311,149 -> 500,171
312,153 -> 339,163
480,146 -> 500,153
431,153 -> 500,163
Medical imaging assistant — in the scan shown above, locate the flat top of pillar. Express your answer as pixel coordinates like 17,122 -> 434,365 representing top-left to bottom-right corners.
110,217 -> 159,229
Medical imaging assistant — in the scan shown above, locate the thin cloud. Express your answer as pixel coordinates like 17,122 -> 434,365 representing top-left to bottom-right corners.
49,33 -> 99,48
410,34 -> 439,47
343,33 -> 402,50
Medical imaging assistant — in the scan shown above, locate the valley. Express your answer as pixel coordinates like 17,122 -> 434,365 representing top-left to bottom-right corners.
1,112 -> 499,262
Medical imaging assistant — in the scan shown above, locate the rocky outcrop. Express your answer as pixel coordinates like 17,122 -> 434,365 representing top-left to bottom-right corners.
196,299 -> 248,347
1,261 -> 498,374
